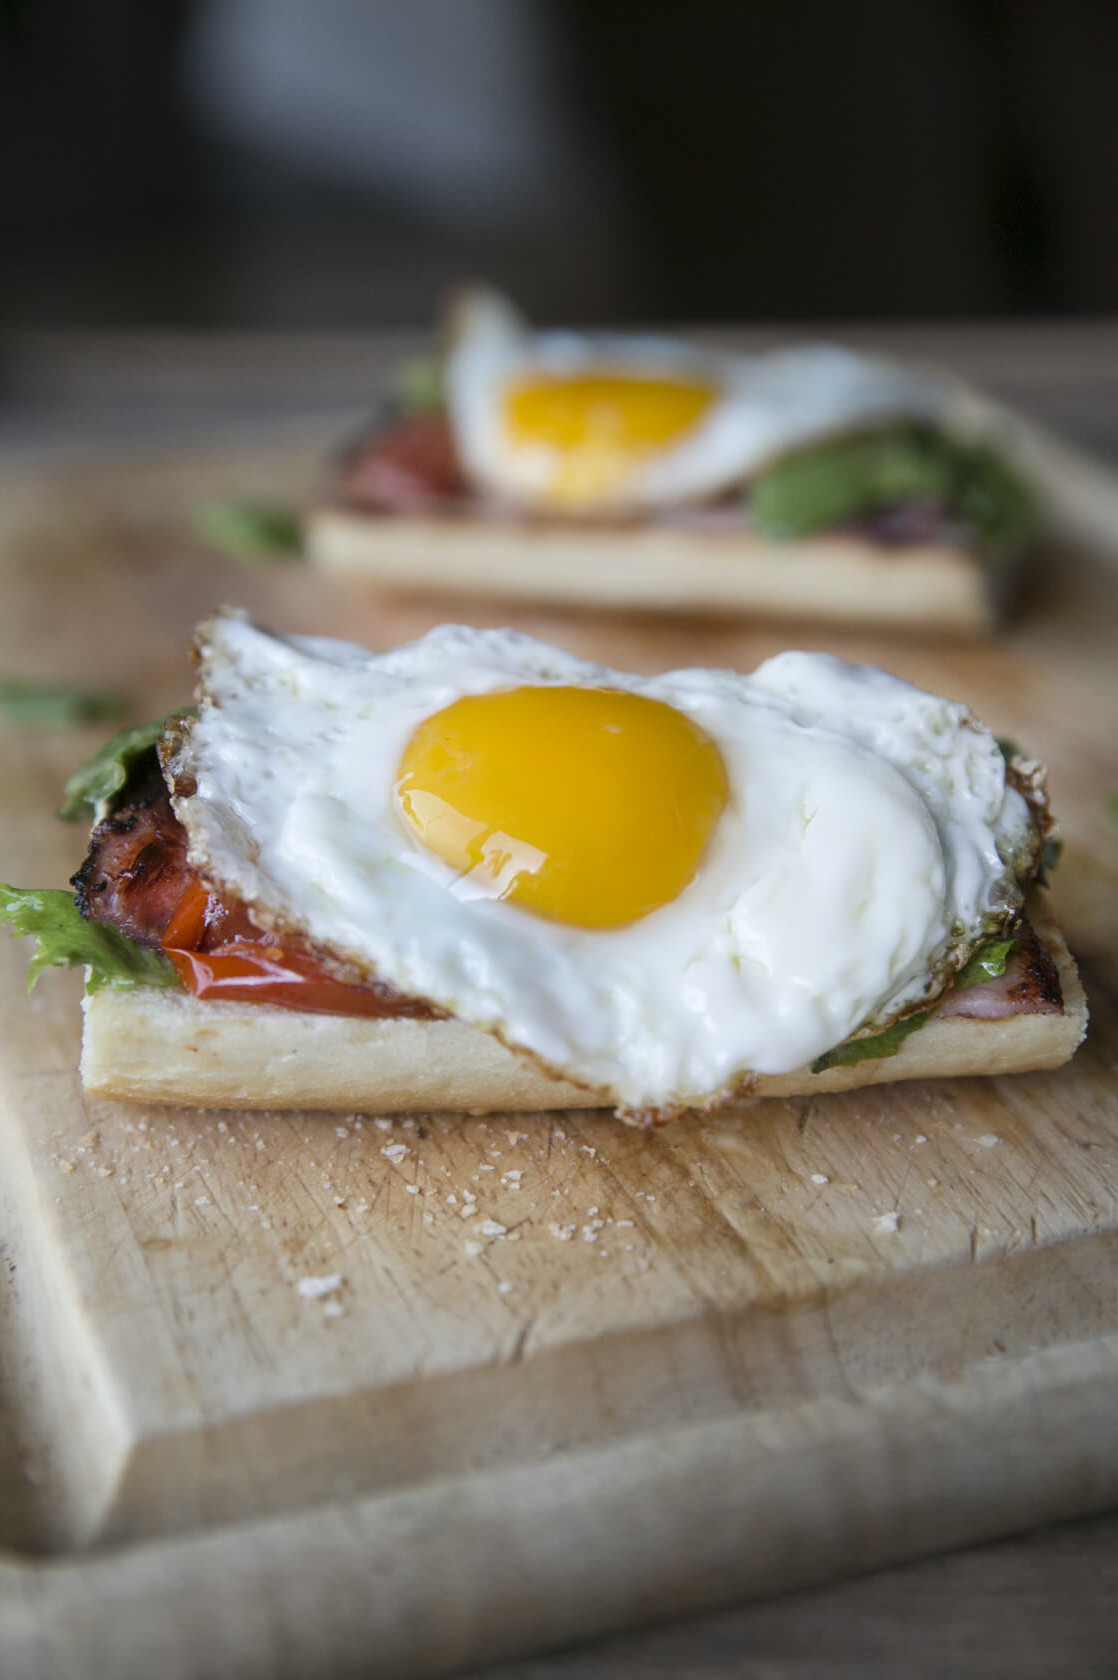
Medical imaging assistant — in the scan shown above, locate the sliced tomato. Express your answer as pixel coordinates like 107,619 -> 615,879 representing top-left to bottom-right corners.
161,878 -> 431,1018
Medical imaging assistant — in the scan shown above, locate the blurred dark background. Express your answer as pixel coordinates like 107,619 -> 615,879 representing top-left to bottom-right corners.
2,0 -> 1117,330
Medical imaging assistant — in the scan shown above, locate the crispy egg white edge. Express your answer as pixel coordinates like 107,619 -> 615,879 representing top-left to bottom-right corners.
443,287 -> 949,511
164,612 -> 1039,1111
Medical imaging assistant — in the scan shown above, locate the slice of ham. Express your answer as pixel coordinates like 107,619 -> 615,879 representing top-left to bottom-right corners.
936,920 -> 1063,1019
339,410 -> 469,513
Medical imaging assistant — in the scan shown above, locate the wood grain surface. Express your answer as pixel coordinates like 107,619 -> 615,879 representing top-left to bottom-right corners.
0,328 -> 1116,1680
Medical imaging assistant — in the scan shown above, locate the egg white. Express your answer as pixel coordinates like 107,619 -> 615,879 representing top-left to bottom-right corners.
443,288 -> 947,515
167,613 -> 1037,1113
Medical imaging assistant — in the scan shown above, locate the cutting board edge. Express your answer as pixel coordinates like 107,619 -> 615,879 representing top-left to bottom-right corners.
2,1320 -> 1118,1680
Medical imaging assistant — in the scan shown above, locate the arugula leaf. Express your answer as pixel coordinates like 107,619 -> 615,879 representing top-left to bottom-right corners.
750,424 -> 1040,555
392,355 -> 444,412
0,679 -> 124,731
1,885 -> 179,993
954,938 -> 1017,989
192,498 -> 302,563
1107,791 -> 1118,830
59,711 -> 193,823
812,1008 -> 934,1074
813,933 -> 1021,1073
752,426 -> 954,538
996,736 -> 1022,765
1042,838 -> 1063,873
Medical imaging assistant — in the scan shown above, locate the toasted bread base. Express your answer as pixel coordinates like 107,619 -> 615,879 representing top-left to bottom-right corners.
80,906 -> 1086,1119
306,506 -> 999,634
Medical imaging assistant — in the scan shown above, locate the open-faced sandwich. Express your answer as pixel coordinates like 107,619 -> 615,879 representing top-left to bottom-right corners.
307,289 -> 1039,634
1,612 -> 1085,1123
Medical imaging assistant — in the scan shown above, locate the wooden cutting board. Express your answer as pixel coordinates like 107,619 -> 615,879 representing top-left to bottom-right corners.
1,420 -> 1117,1680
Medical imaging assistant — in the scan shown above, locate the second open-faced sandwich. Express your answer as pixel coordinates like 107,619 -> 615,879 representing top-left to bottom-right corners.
2,612 -> 1085,1123
307,289 -> 1040,634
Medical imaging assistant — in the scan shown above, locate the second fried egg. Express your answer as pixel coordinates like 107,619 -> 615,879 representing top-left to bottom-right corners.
443,288 -> 946,516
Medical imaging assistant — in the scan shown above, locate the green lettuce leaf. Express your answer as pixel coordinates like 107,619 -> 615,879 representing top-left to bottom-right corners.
750,424 -> 1039,555
0,678 -> 124,731
59,711 -> 193,823
192,498 -> 302,563
1042,838 -> 1063,873
954,938 -> 1017,989
812,1008 -> 934,1074
0,885 -> 179,994
392,355 -> 444,412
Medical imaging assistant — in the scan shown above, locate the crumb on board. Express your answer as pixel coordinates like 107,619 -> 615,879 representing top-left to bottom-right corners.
296,1273 -> 343,1300
871,1211 -> 901,1235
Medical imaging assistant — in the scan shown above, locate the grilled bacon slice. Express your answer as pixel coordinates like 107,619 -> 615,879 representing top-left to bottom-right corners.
72,755 -> 188,947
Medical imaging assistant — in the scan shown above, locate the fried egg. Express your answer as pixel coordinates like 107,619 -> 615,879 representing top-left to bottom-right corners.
167,613 -> 1040,1114
442,288 -> 946,515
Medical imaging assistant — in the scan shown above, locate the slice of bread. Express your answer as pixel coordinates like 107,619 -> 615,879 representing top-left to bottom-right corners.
306,507 -> 996,634
80,903 -> 1086,1119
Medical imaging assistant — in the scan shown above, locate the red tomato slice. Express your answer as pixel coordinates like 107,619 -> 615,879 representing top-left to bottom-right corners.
161,879 -> 430,1018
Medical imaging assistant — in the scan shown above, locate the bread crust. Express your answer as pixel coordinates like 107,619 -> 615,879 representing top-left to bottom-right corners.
305,505 -> 997,633
80,900 -> 1086,1121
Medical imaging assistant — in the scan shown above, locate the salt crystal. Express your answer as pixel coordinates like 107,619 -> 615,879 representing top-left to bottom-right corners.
977,1134 -> 1001,1148
463,1240 -> 483,1256
872,1211 -> 901,1235
381,1143 -> 410,1163
811,1174 -> 829,1186
478,1220 -> 507,1237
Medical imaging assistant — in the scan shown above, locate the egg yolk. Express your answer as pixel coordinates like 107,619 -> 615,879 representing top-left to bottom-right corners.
503,374 -> 718,504
394,686 -> 729,930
